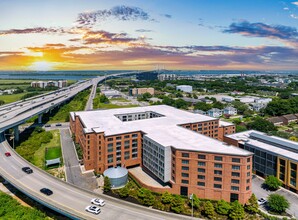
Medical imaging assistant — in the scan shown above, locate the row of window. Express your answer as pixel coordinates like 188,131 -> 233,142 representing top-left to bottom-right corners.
106,134 -> 138,142
181,155 -> 250,163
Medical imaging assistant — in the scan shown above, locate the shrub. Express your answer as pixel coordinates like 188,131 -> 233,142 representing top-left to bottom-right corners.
264,175 -> 282,191
216,199 -> 231,215
229,200 -> 245,220
170,195 -> 184,214
245,194 -> 259,214
103,176 -> 111,192
267,194 -> 289,214
119,186 -> 129,198
161,191 -> 172,204
137,188 -> 155,206
188,194 -> 200,210
203,201 -> 215,218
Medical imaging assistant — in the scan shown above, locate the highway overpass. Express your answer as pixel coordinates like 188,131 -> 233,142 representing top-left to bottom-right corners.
0,72 -> 192,220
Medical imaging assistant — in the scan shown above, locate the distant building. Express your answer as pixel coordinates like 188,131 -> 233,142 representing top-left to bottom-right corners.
282,114 -> 298,125
267,117 -> 284,126
207,108 -> 223,118
239,97 -> 255,104
254,98 -> 272,104
223,107 -> 237,115
231,91 -> 244,96
136,71 -> 158,80
176,85 -> 193,93
222,97 -> 235,103
102,89 -> 122,98
193,109 -> 206,115
250,103 -> 266,112
129,88 -> 155,96
199,98 -> 213,104
31,80 -> 67,88
158,74 -> 178,81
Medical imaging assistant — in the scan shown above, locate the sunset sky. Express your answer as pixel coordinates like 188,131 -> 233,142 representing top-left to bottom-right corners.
0,0 -> 298,71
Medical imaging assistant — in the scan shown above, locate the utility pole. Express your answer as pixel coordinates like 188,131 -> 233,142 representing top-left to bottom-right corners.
190,193 -> 194,218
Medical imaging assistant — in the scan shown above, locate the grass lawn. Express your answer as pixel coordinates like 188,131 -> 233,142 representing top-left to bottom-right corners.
0,79 -> 32,84
0,92 -> 28,103
45,147 -> 61,160
33,130 -> 61,169
96,102 -> 138,109
110,97 -> 130,102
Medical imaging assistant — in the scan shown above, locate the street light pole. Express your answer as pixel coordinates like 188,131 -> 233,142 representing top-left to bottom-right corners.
190,193 -> 194,218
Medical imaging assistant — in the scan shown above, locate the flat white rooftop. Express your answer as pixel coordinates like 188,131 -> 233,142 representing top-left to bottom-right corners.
72,105 -> 251,156
227,130 -> 298,162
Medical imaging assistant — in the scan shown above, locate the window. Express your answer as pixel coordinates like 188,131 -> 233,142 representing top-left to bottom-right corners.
246,179 -> 250,184
116,136 -> 121,140
198,168 -> 205,173
182,160 -> 189,164
124,135 -> 130,139
107,138 -> 113,141
247,172 -> 250,177
197,182 -> 205,187
198,175 -> 205,180
214,177 -> 222,182
232,158 -> 240,163
214,163 -> 222,168
214,184 -> 222,189
132,134 -> 138,138
232,165 -> 240,170
182,173 -> 189,178
231,186 -> 239,191
198,162 -> 206,166
198,154 -> 206,159
232,172 -> 240,177
214,170 -> 222,175
246,186 -> 250,191
214,156 -> 222,161
231,179 -> 240,184
181,179 -> 189,184
182,166 -> 189,171
247,158 -> 251,163
182,153 -> 189,158
247,165 -> 250,170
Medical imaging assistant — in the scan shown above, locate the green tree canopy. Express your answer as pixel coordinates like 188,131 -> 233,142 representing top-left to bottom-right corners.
267,194 -> 290,214
170,195 -> 184,214
245,194 -> 259,214
137,188 -> 155,206
264,175 -> 282,191
247,117 -> 277,133
229,200 -> 245,220
103,176 -> 111,192
188,194 -> 200,210
216,199 -> 231,215
161,191 -> 172,204
204,201 -> 215,218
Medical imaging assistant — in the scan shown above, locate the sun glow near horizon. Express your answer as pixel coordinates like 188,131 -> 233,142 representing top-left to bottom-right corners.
28,61 -> 56,71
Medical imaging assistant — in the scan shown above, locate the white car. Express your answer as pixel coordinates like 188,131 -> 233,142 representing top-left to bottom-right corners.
91,198 -> 105,206
257,198 -> 267,205
85,205 -> 101,215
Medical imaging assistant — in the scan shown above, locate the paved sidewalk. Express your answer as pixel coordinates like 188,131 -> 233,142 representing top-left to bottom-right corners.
60,128 -> 97,191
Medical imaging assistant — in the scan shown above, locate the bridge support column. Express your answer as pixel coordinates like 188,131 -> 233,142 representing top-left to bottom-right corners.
14,126 -> 19,142
38,114 -> 43,124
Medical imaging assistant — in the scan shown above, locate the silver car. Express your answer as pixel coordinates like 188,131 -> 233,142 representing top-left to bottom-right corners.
85,205 -> 101,215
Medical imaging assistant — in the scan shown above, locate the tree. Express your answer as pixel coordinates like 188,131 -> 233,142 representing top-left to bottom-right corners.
264,175 -> 282,191
247,117 -> 277,133
289,136 -> 298,142
229,200 -> 245,220
188,194 -> 200,209
161,191 -> 172,204
170,195 -> 184,213
203,201 -> 215,218
236,125 -> 247,133
103,176 -> 111,192
137,92 -> 152,101
194,102 -> 212,111
119,185 -> 129,198
137,188 -> 155,206
99,94 -> 109,103
267,194 -> 289,214
245,194 -> 259,214
0,100 -> 5,105
216,199 -> 231,215
213,101 -> 225,109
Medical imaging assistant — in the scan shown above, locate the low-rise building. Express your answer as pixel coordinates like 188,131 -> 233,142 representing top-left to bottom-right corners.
223,107 -> 237,116
31,80 -> 67,88
254,98 -> 272,104
158,74 -> 178,81
176,85 -> 193,93
193,110 -> 206,115
207,108 -> 223,118
222,97 -> 235,103
70,105 -> 252,204
129,88 -> 155,96
282,114 -> 298,125
250,103 -> 266,112
225,130 -> 298,193
267,117 -> 284,126
199,98 -> 213,104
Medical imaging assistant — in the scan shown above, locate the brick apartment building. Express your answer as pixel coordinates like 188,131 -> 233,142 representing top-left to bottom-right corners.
70,105 -> 252,204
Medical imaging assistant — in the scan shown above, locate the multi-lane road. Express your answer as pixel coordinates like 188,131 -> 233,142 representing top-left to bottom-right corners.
0,73 -> 194,220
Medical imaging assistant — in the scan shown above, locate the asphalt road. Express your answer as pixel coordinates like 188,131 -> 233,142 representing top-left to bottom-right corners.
252,175 -> 298,218
60,128 -> 97,191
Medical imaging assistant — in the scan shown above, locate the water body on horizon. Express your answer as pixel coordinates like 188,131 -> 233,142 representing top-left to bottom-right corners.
0,70 -> 297,80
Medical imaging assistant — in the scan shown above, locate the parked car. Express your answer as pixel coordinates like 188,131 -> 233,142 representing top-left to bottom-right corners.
4,152 -> 11,157
257,198 -> 267,205
40,188 -> 53,196
91,198 -> 105,206
56,123 -> 62,127
85,205 -> 101,215
45,124 -> 51,127
22,167 -> 33,174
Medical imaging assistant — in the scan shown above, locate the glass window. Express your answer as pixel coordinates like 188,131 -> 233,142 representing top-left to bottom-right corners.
246,186 -> 250,191
182,173 -> 189,177
182,153 -> 189,158
232,158 -> 240,163
232,165 -> 240,170
214,163 -> 222,168
182,166 -> 189,171
198,162 -> 206,166
107,138 -> 113,141
214,170 -> 222,175
232,172 -> 240,177
231,179 -> 240,184
215,156 -> 222,161
198,168 -> 205,173
181,179 -> 189,184
231,186 -> 239,191
214,184 -> 222,189
214,177 -> 222,182
182,160 -> 189,164
116,136 -> 121,140
198,154 -> 206,159
198,175 -> 205,180
197,182 -> 205,186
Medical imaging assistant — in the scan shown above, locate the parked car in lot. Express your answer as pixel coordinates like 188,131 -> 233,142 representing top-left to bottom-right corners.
56,123 -> 62,127
22,167 -> 33,174
85,205 -> 101,215
4,152 -> 11,157
91,198 -> 105,206
257,198 -> 267,205
40,188 -> 53,196
45,124 -> 51,127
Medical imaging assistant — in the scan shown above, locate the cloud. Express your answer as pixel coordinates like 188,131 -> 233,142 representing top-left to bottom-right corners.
135,29 -> 153,33
223,21 -> 298,41
0,27 -> 80,36
290,14 -> 298,19
161,14 -> 172,19
76,5 -> 151,27
292,1 -> 298,6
